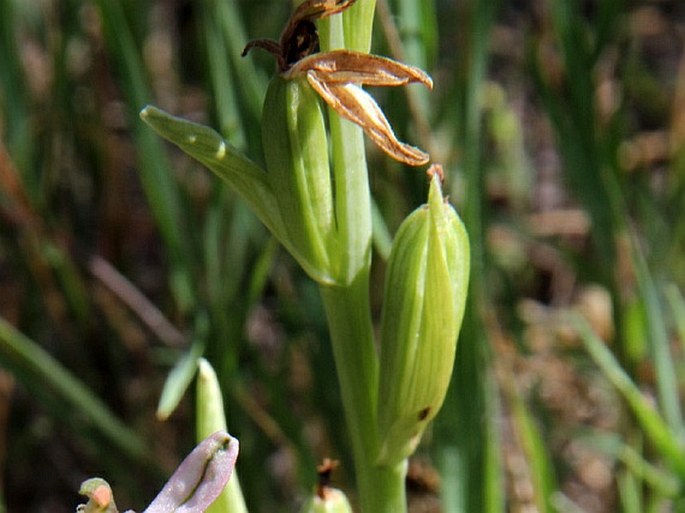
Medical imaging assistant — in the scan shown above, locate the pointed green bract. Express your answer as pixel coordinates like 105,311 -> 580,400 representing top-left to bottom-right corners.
141,89 -> 340,285
139,106 -> 291,258
376,175 -> 470,466
262,76 -> 338,284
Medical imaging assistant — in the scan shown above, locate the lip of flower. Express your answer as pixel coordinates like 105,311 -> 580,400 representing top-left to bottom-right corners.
242,0 -> 433,166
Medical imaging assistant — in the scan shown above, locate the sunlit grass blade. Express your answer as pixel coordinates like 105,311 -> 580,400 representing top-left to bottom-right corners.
617,468 -> 642,513
619,443 -> 680,497
571,313 -> 685,479
482,373 -> 505,513
665,284 -> 685,354
156,338 -> 204,421
628,231 -> 684,437
507,375 -> 556,512
588,430 -> 680,500
0,317 -> 148,460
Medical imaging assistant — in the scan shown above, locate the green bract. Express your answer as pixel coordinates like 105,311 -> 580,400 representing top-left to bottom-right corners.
262,76 -> 338,282
139,99 -> 338,285
376,174 -> 470,466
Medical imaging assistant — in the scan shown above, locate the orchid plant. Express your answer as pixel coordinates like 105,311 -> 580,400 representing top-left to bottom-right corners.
79,0 -> 469,511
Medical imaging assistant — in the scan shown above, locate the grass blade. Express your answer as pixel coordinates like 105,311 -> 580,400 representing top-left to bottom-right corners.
0,317 -> 147,460
572,313 -> 685,479
93,0 -> 195,311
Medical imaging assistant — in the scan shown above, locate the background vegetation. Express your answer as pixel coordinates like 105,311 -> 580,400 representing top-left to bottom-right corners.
1,0 -> 685,512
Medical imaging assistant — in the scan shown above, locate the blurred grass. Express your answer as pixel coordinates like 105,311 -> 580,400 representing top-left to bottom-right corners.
1,1 -> 685,512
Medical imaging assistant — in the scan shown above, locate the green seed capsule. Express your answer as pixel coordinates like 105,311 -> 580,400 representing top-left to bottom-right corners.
299,488 -> 354,513
262,76 -> 337,283
376,174 -> 470,466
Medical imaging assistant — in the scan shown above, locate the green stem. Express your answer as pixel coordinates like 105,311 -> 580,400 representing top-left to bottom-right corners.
320,275 -> 407,513
317,3 -> 407,511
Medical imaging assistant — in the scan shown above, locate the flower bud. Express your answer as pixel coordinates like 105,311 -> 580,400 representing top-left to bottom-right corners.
77,478 -> 118,513
143,431 -> 239,513
299,488 -> 354,513
196,359 -> 249,513
262,75 -> 338,283
376,172 -> 470,466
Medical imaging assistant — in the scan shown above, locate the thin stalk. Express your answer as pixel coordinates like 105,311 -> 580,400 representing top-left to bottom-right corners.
320,275 -> 406,513
317,3 -> 408,511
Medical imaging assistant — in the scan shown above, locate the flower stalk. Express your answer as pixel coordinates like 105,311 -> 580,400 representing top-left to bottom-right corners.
140,1 -> 470,512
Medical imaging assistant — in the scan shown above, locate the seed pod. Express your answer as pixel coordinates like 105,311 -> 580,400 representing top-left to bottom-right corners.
262,75 -> 338,283
376,172 -> 470,466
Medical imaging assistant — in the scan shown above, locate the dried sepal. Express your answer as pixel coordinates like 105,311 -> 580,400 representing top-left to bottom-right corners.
286,50 -> 433,89
306,71 -> 430,166
242,0 -> 433,165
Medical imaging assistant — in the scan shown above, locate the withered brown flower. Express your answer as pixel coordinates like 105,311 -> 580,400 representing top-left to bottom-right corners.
242,0 -> 433,166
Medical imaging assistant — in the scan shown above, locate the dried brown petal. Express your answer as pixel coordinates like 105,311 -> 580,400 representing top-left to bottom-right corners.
286,50 -> 433,90
306,71 -> 430,166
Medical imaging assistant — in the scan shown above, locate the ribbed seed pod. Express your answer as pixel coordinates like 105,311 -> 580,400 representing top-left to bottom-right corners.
376,174 -> 470,466
262,75 -> 337,283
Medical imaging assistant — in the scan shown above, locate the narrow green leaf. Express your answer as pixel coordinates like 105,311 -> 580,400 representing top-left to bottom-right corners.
508,377 -> 556,512
665,284 -> 685,356
617,468 -> 642,513
0,317 -> 147,459
156,340 -> 204,421
139,106 -> 286,245
572,313 -> 685,479
629,233 -> 684,437
94,0 -> 195,312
